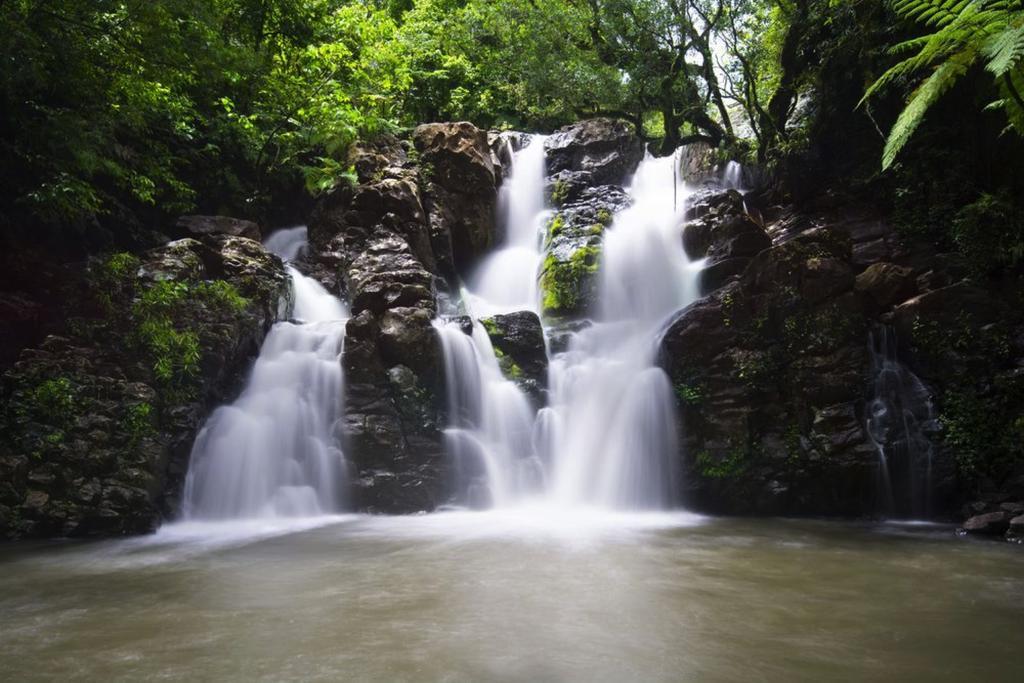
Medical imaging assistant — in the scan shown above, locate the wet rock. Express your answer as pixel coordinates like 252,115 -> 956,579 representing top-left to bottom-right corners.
137,239 -> 206,282
545,118 -> 644,187
176,215 -> 261,241
0,236 -> 289,539
960,511 -> 1012,536
1009,514 -> 1024,539
414,122 -> 498,275
855,262 -> 916,310
479,311 -> 548,402
659,220 -> 884,516
539,186 -> 630,320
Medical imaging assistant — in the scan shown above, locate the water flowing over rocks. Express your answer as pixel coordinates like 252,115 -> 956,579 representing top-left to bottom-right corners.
0,234 -> 289,538
479,311 -> 548,403
539,119 -> 644,320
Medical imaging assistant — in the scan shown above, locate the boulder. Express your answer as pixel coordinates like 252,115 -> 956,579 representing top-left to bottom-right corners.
414,122 -> 498,275
479,311 -> 548,402
855,262 -> 916,310
544,118 -> 644,187
176,215 -> 261,242
960,511 -> 1012,536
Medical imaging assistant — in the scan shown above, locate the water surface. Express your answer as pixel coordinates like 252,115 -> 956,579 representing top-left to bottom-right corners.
1,514 -> 1021,682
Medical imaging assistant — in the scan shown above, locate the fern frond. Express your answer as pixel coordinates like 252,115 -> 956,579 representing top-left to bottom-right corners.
983,22 -> 1024,76
882,53 -> 975,169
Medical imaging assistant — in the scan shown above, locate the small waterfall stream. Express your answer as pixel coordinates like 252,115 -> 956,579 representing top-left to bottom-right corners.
438,139 -> 701,510
866,326 -> 938,518
182,227 -> 349,520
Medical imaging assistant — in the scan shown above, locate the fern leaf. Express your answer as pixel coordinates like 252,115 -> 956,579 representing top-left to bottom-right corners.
983,23 -> 1024,76
882,54 -> 975,169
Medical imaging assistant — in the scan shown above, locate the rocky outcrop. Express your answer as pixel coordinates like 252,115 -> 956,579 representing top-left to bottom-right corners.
175,215 -> 262,242
545,118 -> 644,187
307,135 -> 453,513
683,188 -> 772,294
539,119 -> 643,321
660,228 -> 884,515
480,311 -> 548,403
413,122 -> 499,277
0,236 -> 289,539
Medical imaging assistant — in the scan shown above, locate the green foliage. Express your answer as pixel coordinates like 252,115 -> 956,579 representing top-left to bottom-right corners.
950,192 -> 1024,274
124,402 -> 155,445
695,447 -> 750,479
131,278 -> 247,391
910,312 -> 1021,487
674,382 -> 707,405
940,381 -> 1024,484
862,0 -> 1024,169
26,378 -> 76,424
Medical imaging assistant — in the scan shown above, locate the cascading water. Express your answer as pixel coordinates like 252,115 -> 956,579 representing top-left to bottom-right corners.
182,227 -> 349,520
464,134 -> 549,317
721,161 -> 746,191
437,139 -> 701,510
866,325 -> 938,518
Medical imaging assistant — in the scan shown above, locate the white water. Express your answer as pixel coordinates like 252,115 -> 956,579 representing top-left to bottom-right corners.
464,135 -> 549,317
439,141 -> 701,510
181,227 -> 350,520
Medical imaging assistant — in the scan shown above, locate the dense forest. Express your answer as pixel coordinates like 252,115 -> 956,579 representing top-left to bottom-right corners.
2,0 -> 1022,248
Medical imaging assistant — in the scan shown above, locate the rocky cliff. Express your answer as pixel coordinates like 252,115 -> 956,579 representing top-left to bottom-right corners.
0,234 -> 290,538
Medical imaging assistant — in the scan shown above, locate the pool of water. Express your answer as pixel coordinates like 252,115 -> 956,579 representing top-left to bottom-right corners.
1,511 -> 1021,682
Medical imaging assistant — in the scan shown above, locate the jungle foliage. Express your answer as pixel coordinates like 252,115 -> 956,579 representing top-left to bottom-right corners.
1,1 -> 1022,247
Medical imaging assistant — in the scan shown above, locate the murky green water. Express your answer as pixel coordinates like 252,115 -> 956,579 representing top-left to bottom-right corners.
1,511 -> 1021,682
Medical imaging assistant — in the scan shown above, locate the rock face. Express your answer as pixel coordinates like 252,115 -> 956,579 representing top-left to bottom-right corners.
307,135 -> 453,513
479,311 -> 548,404
661,227 -> 887,515
176,215 -> 262,241
539,119 -> 643,320
0,236 -> 289,539
545,118 -> 644,187
683,188 -> 772,294
413,122 -> 499,277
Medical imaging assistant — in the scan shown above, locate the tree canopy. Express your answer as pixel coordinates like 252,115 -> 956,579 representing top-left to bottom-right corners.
1,0 -> 1021,246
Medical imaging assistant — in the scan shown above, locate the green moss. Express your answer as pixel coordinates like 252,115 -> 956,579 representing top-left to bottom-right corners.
596,208 -> 612,226
498,355 -> 523,380
588,223 -> 604,236
550,179 -> 569,206
540,245 -> 601,315
480,316 -> 500,336
546,213 -> 565,241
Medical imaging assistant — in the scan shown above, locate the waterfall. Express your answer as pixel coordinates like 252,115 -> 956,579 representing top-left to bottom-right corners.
721,161 -> 745,191
437,140 -> 701,510
545,153 -> 698,508
866,326 -> 938,518
464,134 -> 549,317
182,227 -> 349,520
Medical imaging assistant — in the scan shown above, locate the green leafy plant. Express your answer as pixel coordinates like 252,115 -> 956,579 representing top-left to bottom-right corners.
862,0 -> 1024,169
